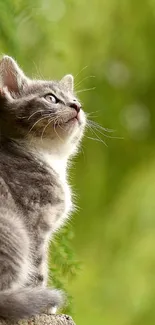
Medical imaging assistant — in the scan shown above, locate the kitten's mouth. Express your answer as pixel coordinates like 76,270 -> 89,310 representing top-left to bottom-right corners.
55,112 -> 80,127
65,116 -> 79,123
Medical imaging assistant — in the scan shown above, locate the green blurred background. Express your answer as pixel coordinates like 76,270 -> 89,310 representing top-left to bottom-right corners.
1,0 -> 155,324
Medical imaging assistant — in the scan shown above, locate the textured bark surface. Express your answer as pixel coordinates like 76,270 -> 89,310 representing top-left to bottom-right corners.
0,314 -> 76,325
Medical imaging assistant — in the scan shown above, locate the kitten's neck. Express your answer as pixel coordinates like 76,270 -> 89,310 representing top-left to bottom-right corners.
39,151 -> 67,182
24,137 -> 68,182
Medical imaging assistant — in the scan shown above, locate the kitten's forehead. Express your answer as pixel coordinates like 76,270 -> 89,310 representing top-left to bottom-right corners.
23,80 -> 76,102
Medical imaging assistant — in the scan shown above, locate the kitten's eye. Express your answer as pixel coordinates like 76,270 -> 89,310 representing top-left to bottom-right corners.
44,94 -> 58,104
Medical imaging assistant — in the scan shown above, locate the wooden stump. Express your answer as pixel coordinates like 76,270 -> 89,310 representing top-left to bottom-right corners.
0,314 -> 76,325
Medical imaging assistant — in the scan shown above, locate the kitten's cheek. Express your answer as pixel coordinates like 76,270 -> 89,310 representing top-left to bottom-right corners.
78,110 -> 86,127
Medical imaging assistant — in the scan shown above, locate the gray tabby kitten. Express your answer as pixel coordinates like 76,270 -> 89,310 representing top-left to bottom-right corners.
0,56 -> 86,320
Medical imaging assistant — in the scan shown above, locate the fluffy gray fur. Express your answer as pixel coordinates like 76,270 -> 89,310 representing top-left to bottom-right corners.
0,56 -> 86,320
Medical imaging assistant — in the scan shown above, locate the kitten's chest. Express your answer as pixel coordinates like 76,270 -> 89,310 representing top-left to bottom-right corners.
39,154 -> 72,229
42,177 -> 72,230
2,151 -> 72,230
27,153 -> 72,232
27,167 -> 72,231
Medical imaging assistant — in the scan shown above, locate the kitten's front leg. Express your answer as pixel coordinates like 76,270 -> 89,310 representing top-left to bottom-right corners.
35,254 -> 58,315
35,255 -> 48,287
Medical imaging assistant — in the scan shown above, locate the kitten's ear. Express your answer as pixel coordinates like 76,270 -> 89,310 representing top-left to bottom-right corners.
0,55 -> 29,94
60,74 -> 74,92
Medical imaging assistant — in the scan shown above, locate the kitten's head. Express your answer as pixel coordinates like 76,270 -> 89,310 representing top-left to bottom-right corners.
0,56 -> 86,159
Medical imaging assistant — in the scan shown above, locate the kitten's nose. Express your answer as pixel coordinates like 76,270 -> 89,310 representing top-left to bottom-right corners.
68,101 -> 81,113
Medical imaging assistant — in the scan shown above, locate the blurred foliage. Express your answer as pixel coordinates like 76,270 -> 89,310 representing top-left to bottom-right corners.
48,225 -> 81,315
1,0 -> 155,324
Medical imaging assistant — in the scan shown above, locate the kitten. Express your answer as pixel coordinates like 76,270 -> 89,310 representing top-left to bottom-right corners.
0,56 -> 86,320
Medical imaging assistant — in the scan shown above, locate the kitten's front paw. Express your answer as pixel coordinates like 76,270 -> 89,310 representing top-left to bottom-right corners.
46,306 -> 58,315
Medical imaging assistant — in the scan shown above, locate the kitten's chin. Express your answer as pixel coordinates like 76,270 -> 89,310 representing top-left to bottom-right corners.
51,110 -> 86,157
27,110 -> 86,160
52,109 -> 86,144
51,111 -> 86,158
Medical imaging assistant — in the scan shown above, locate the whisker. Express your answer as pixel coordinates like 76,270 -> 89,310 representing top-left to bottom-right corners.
86,136 -> 107,146
57,122 -> 65,131
54,116 -> 65,129
49,110 -> 72,118
16,115 -> 28,119
89,125 -> 123,140
87,124 -> 107,146
86,113 -> 100,119
28,110 -> 44,120
54,121 -> 63,142
87,119 -> 114,133
76,87 -> 96,94
74,66 -> 88,79
32,61 -> 45,80
75,76 -> 95,89
81,146 -> 86,161
40,113 -> 66,141
41,118 -> 54,141
86,110 -> 102,117
87,119 -> 123,142
27,116 -> 49,134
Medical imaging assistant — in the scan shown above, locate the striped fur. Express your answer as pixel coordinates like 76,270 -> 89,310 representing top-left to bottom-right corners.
0,56 -> 86,320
